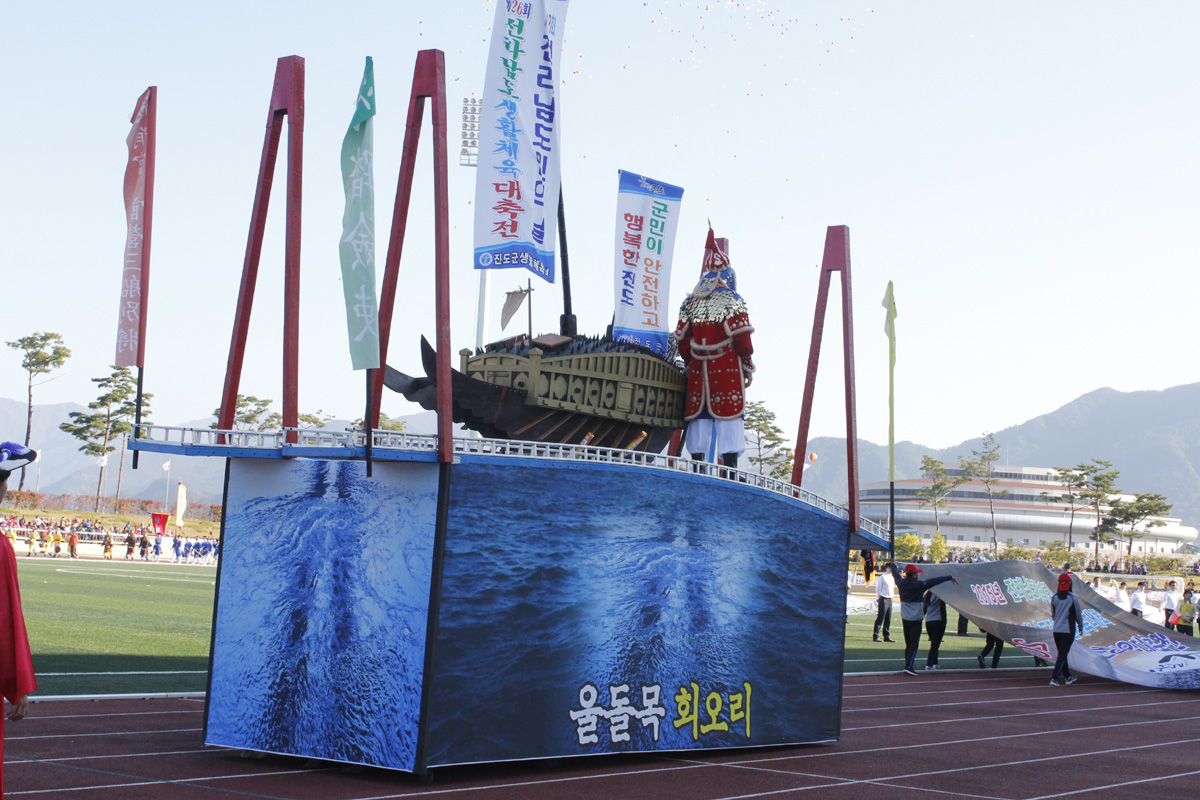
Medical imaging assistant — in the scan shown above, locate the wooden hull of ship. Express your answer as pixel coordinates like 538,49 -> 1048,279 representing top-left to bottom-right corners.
383,338 -> 684,452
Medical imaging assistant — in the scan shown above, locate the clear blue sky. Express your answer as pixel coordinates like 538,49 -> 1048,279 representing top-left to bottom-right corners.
2,1 -> 1197,450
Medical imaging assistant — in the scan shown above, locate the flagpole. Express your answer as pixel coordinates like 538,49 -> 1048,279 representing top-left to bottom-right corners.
163,462 -> 171,513
883,281 -> 897,560
365,368 -> 374,478
557,188 -> 576,336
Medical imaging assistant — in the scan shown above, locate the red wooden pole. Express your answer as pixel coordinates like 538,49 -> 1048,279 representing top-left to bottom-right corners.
373,57 -> 429,424
281,58 -> 304,442
427,53 -> 452,464
790,225 -> 860,531
218,56 -> 304,438
791,259 -> 833,487
372,50 -> 452,463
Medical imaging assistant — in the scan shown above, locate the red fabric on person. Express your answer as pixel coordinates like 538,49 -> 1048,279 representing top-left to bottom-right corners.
675,313 -> 754,420
0,535 -> 37,798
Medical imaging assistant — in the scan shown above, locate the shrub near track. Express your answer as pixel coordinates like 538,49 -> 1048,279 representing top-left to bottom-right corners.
16,557 -> 216,695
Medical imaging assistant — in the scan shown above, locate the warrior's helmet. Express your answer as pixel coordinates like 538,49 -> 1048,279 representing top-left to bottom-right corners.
692,227 -> 737,297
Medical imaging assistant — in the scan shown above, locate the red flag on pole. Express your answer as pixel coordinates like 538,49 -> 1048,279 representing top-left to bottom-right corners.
115,87 -> 156,368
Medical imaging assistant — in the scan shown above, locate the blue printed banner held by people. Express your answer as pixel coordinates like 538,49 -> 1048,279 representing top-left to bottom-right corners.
611,170 -> 684,355
920,560 -> 1200,689
338,57 -> 380,370
472,0 -> 570,283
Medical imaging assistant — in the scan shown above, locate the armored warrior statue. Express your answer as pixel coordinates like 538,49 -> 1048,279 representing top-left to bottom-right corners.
673,228 -> 754,469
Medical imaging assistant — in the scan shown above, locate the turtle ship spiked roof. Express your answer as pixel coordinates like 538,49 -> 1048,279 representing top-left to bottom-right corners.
385,334 -> 686,452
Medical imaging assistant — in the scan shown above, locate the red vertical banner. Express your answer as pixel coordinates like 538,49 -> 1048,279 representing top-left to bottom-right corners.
115,87 -> 157,368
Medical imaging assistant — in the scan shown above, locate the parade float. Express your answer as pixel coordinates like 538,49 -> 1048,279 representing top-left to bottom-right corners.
127,0 -> 889,777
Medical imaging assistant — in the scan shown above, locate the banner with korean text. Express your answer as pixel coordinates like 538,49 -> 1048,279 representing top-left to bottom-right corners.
338,57 -> 380,370
472,0 -> 570,283
115,87 -> 156,367
612,171 -> 684,355
921,560 -> 1200,689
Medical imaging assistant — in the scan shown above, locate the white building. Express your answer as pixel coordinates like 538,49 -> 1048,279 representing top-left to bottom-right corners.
861,465 -> 1197,560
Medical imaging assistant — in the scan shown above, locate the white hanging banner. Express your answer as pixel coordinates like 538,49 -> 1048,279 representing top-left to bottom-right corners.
473,0 -> 570,283
611,170 -> 684,355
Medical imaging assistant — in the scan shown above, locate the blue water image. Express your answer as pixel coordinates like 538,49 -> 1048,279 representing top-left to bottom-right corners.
427,459 -> 850,765
205,458 -> 439,771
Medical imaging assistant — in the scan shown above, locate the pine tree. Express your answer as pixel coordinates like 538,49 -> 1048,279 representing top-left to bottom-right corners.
59,367 -> 151,512
5,331 -> 71,490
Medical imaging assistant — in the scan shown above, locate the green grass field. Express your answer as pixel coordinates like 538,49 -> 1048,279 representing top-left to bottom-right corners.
843,608 -> 1046,672
16,556 -> 217,695
15,559 -> 1048,697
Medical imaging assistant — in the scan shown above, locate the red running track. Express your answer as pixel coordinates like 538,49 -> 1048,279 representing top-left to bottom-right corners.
5,670 -> 1200,799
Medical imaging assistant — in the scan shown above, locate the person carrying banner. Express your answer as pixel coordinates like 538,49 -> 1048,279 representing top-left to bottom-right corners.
977,631 -> 1004,669
1176,589 -> 1195,637
884,562 -> 958,676
1050,572 -> 1084,686
922,591 -> 948,670
873,566 -> 895,642
1130,581 -> 1147,618
0,443 -> 39,796
1159,580 -> 1181,631
1115,581 -> 1131,613
674,227 -> 754,471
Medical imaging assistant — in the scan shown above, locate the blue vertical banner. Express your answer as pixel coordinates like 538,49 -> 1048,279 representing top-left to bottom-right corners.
473,0 -> 570,283
612,170 -> 684,354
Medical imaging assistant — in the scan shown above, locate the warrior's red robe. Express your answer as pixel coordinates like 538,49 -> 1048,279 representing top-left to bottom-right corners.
675,311 -> 754,421
0,536 -> 37,797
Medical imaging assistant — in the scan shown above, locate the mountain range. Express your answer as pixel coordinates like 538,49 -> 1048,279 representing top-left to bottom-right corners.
3,382 -> 1198,527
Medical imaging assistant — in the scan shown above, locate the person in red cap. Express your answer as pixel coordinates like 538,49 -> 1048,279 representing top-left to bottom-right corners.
1049,572 -> 1084,686
884,562 -> 958,676
0,453 -> 38,796
673,227 -> 754,472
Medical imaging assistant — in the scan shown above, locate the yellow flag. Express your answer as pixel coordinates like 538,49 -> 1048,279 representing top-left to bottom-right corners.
882,282 -> 897,481
882,281 -> 897,369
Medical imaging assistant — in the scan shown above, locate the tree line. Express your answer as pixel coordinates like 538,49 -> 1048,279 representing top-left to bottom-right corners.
5,330 -> 406,515
909,433 -> 1172,566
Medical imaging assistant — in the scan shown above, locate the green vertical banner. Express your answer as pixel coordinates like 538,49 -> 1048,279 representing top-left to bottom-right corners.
339,57 -> 380,370
882,281 -> 897,482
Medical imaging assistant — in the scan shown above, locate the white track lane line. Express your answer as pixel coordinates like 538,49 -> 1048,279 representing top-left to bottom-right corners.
680,713 -> 1200,765
6,748 -> 208,764
27,709 -> 200,721
5,727 -> 201,742
657,736 -> 1200,800
845,696 -> 1200,731
1023,767 -> 1200,799
5,766 -> 336,797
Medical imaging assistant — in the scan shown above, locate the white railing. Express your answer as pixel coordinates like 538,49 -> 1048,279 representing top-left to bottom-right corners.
134,424 -> 285,449
131,425 -> 889,542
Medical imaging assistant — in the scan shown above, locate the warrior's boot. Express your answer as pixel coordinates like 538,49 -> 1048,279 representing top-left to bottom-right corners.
721,453 -> 738,470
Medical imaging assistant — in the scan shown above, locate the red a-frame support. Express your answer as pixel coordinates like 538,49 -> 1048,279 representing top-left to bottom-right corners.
217,51 -> 452,462
791,225 -> 860,531
371,50 -> 452,464
218,56 -> 305,441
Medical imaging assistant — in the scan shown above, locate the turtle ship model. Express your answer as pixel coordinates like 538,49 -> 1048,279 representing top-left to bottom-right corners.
384,332 -> 687,453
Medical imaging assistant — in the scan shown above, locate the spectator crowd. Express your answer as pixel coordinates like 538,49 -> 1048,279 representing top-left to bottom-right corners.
1,515 -> 218,565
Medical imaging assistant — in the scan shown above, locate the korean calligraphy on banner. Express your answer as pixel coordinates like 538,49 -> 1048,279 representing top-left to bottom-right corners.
612,170 -> 684,355
115,87 -> 156,368
472,0 -> 570,283
338,57 -> 380,370
923,560 -> 1200,690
